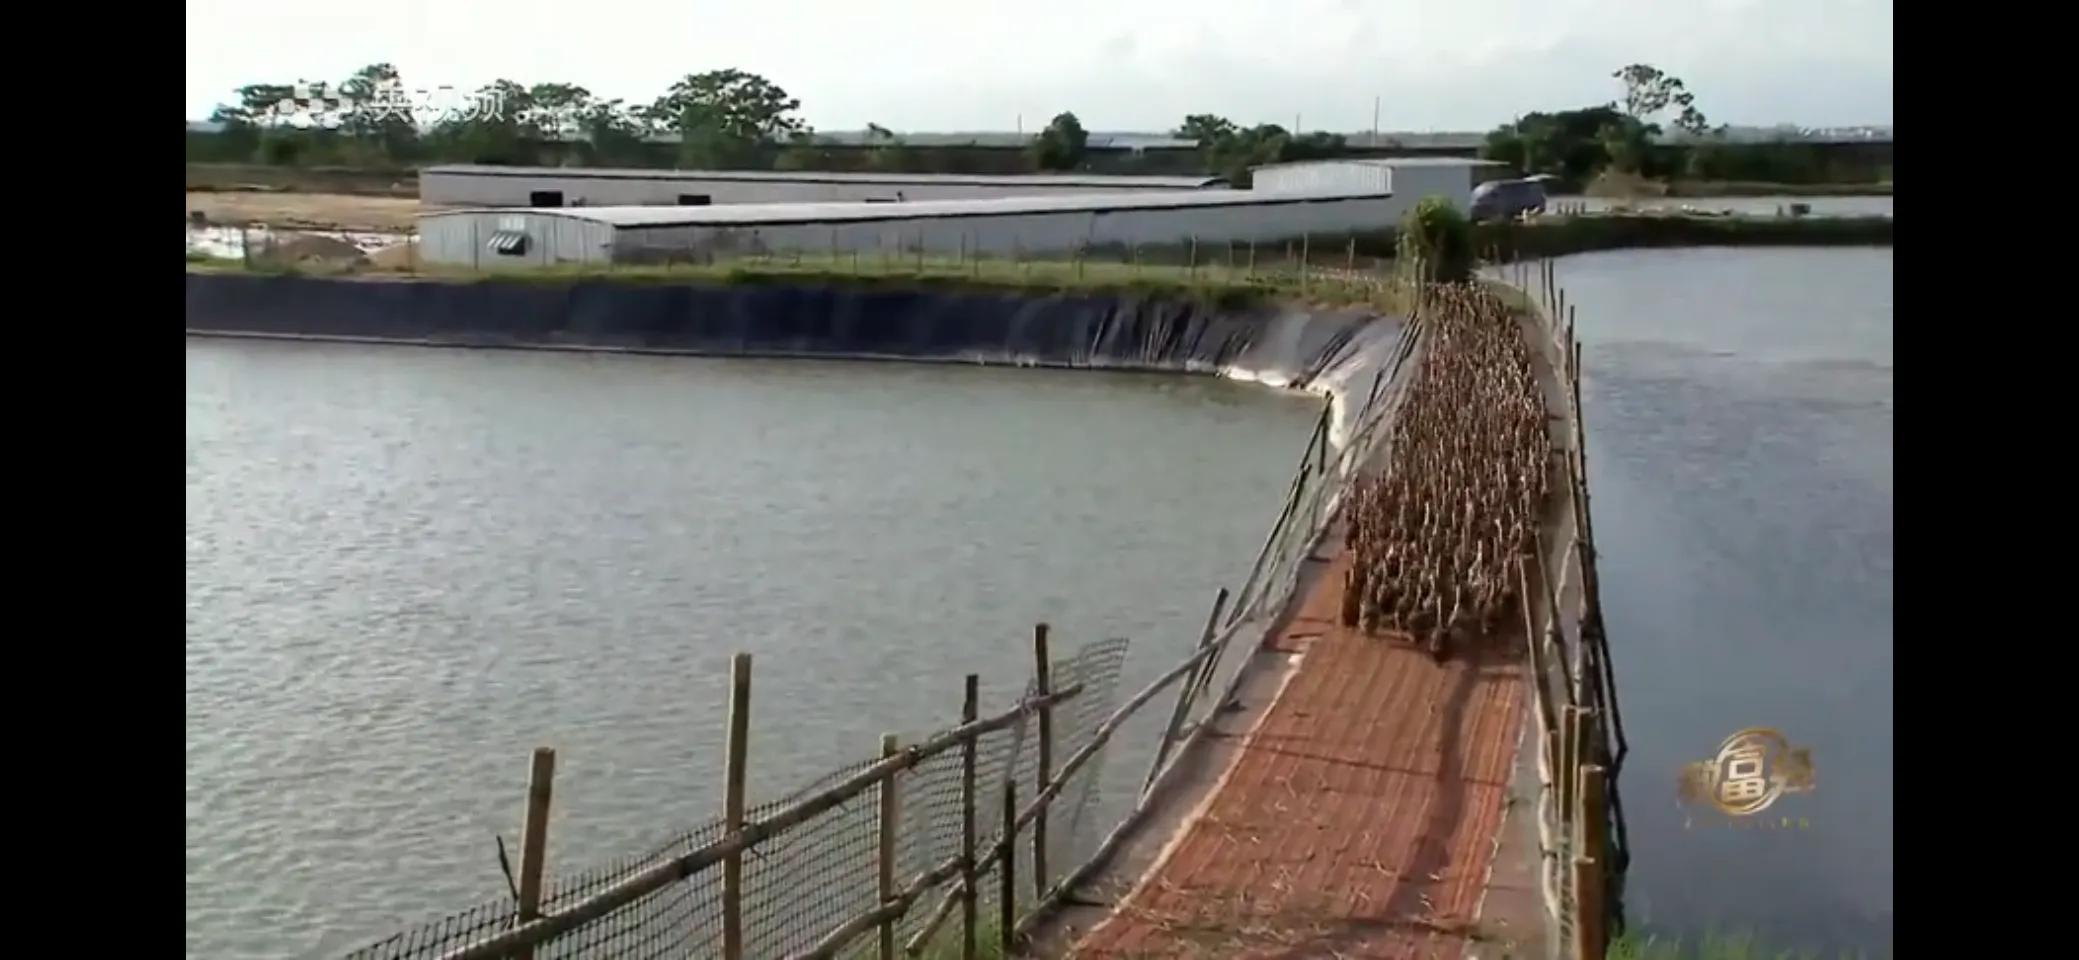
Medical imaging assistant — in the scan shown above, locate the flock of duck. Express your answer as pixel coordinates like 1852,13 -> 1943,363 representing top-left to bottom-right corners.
1340,285 -> 1552,660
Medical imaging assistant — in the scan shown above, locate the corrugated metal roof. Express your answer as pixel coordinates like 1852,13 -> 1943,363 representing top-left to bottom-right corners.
419,164 -> 1224,189
421,187 -> 1391,229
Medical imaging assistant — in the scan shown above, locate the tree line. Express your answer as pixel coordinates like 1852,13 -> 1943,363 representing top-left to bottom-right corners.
194,64 -> 1361,183
1476,64 -> 1891,188
192,63 -> 1887,186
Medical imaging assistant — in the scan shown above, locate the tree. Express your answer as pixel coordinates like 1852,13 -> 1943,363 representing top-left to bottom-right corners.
646,69 -> 809,168
426,79 -> 538,164
1613,63 -> 1711,139
1479,106 -> 1628,185
1030,112 -> 1088,171
337,63 -> 419,162
1174,114 -> 1239,146
861,123 -> 912,173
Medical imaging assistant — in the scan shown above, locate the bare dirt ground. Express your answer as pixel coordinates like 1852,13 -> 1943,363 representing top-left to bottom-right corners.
185,191 -> 422,233
1067,542 -> 1531,960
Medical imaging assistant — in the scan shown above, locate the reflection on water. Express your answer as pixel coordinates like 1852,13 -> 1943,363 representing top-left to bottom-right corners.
1545,247 -> 1892,953
185,342 -> 1321,959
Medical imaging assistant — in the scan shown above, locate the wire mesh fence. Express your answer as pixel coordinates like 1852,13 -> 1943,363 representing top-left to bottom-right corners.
341,637 -> 1132,960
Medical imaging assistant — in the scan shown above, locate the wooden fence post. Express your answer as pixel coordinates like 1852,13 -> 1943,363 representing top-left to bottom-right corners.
1000,779 -> 1017,956
878,733 -> 901,960
960,674 -> 979,960
1032,624 -> 1053,900
515,747 -> 556,960
723,653 -> 752,960
1572,852 -> 1605,960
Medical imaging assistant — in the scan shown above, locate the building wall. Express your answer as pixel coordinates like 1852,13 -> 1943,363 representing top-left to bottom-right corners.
416,195 -> 1401,267
419,211 -> 617,267
1384,165 -> 1477,210
420,170 -> 1217,207
606,196 -> 1401,262
1252,161 -> 1485,224
1250,163 -> 1393,197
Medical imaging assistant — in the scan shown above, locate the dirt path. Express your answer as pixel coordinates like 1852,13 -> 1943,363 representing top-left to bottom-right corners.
1068,542 -> 1529,960
185,191 -> 422,233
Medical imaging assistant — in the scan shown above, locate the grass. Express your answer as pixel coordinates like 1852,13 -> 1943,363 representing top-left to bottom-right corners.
1608,927 -> 1886,960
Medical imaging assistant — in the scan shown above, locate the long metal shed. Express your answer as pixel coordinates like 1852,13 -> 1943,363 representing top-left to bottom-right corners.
419,164 -> 1229,208
417,188 -> 1398,267
1250,158 -> 1508,221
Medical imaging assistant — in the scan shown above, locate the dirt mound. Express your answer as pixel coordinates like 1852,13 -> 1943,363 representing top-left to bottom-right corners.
254,233 -> 369,268
1584,169 -> 1669,198
365,243 -> 421,271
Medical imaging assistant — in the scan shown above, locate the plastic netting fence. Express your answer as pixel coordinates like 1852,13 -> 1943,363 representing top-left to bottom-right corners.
343,637 -> 1130,960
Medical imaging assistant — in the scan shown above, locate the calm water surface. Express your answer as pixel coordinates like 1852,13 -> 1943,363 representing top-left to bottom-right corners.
1560,194 -> 1893,218
1546,247 -> 1892,952
185,342 -> 1322,959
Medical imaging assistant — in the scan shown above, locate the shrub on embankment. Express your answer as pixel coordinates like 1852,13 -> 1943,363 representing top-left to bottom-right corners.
1395,196 -> 1475,284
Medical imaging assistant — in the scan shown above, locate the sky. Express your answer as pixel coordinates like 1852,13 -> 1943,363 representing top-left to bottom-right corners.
184,0 -> 1892,133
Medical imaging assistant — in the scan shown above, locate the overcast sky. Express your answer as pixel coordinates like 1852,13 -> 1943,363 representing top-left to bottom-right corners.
184,0 -> 1892,132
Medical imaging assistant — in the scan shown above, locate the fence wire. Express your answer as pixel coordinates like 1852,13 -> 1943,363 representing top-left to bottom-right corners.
342,637 -> 1131,960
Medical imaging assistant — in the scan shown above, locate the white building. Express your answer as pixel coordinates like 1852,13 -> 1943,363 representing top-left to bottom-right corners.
1250,158 -> 1507,221
417,189 -> 1399,267
419,165 -> 1228,208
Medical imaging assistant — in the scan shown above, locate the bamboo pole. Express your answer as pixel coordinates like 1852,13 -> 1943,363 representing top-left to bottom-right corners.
1144,587 -> 1229,799
911,632 -> 1230,950
1247,240 -> 1256,278
1300,232 -> 1311,292
999,780 -> 1016,957
1531,541 -> 1577,702
723,653 -> 752,960
515,747 -> 556,960
878,734 -> 901,960
789,852 -> 966,960
1558,705 -> 1580,842
1032,624 -> 1053,900
1517,557 -> 1557,747
959,675 -> 978,960
1188,235 -> 1199,280
442,686 -> 1087,960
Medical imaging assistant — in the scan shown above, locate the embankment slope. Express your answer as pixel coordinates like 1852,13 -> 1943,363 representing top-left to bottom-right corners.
185,272 -> 1407,441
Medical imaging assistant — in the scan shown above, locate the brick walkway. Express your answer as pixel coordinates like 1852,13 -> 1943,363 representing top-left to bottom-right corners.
1070,547 -> 1529,960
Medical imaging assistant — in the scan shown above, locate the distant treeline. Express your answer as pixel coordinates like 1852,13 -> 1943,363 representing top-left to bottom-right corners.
190,63 -> 1891,187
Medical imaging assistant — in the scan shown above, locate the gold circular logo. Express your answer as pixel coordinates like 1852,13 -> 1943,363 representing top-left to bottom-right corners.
1707,727 -> 1791,816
